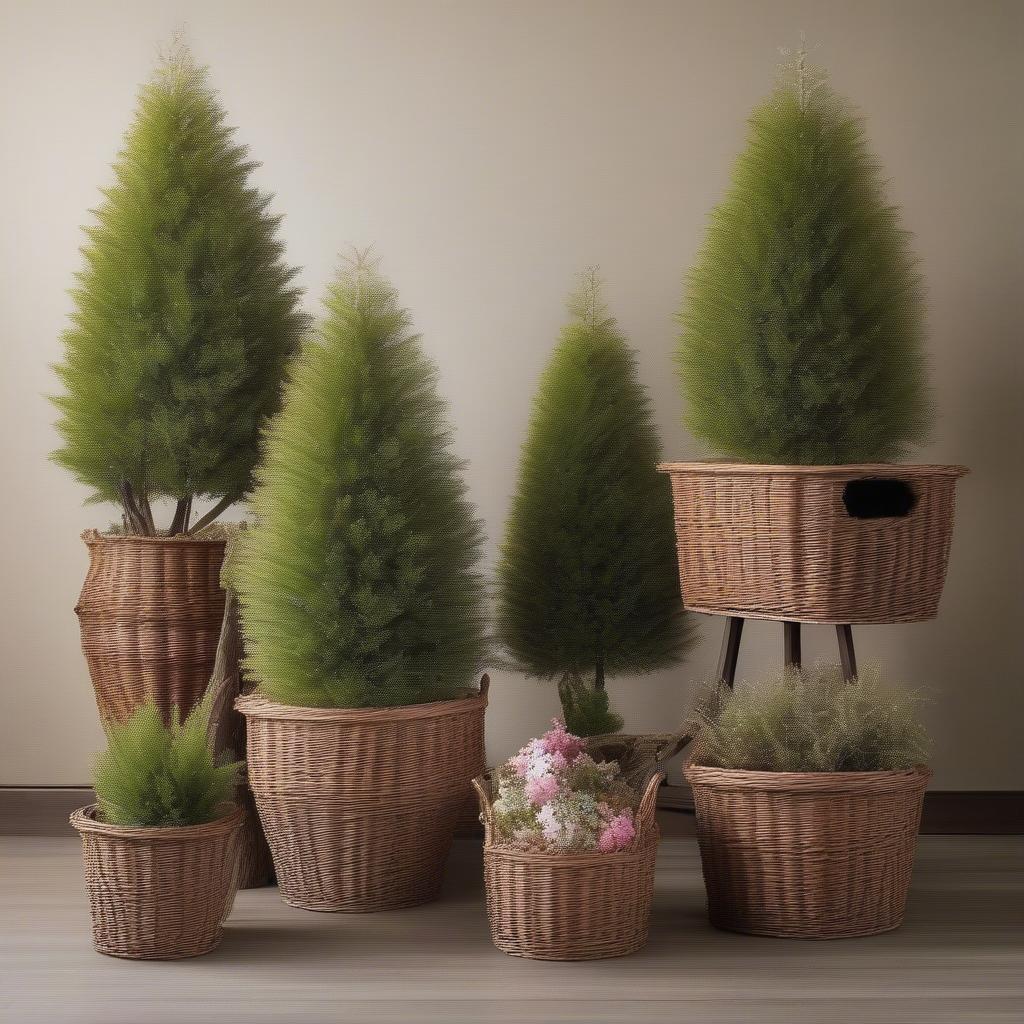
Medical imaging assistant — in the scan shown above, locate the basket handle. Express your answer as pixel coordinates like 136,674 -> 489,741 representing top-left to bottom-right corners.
471,775 -> 495,844
478,672 -> 490,698
654,723 -> 694,765
635,771 -> 664,837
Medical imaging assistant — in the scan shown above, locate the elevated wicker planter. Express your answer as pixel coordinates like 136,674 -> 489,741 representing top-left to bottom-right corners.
658,463 -> 967,624
685,763 -> 930,938
473,773 -> 662,960
237,684 -> 488,912
76,531 -> 227,722
70,804 -> 243,959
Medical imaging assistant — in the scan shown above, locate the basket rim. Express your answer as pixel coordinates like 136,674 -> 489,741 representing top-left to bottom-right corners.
684,763 -> 931,793
235,686 -> 488,723
70,803 -> 244,840
483,831 -> 659,865
81,528 -> 231,547
657,461 -> 968,478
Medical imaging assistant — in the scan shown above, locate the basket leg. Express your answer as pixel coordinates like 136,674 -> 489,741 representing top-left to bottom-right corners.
837,624 -> 857,681
783,621 -> 802,669
716,617 -> 744,687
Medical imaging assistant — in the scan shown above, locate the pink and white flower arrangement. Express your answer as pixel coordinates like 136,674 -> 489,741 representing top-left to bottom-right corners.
492,721 -> 640,853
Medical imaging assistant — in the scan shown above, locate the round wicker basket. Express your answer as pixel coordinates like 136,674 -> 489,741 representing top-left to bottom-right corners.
685,763 -> 930,939
75,531 -> 227,722
473,773 -> 663,960
70,804 -> 243,959
236,682 -> 488,912
658,462 -> 967,623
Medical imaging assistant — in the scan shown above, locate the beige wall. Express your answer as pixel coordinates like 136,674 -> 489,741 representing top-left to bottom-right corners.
1,0 -> 1020,788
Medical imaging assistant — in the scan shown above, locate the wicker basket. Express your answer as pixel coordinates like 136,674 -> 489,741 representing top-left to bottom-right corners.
235,776 -> 275,889
685,763 -> 930,938
76,531 -> 227,722
237,683 -> 488,912
658,462 -> 967,623
473,773 -> 663,960
70,804 -> 243,959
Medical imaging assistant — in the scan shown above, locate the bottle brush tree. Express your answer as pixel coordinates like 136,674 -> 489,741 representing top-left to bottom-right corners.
51,43 -> 308,535
677,46 -> 932,465
496,271 -> 696,737
235,255 -> 487,709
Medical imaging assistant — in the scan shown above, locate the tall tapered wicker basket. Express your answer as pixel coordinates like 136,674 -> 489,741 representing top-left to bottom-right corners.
659,463 -> 966,623
237,683 -> 488,912
685,763 -> 930,938
76,531 -> 227,722
473,773 -> 663,960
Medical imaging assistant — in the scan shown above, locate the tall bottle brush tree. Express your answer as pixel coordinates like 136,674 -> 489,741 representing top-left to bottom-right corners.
497,272 -> 696,737
52,44 -> 308,534
236,256 -> 487,709
677,48 -> 932,464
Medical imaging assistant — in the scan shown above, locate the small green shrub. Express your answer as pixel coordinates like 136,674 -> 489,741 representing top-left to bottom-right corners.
93,698 -> 240,827
691,664 -> 929,772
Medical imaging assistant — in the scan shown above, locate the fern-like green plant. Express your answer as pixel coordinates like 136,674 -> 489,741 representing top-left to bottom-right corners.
51,42 -> 308,535
677,47 -> 931,464
93,697 -> 240,827
235,254 -> 487,708
691,664 -> 930,772
496,271 -> 697,736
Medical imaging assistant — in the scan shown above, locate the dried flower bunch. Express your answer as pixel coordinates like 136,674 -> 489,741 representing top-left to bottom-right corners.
492,721 -> 640,853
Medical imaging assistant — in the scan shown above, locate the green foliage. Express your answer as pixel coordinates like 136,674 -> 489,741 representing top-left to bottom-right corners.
677,53 -> 931,464
93,698 -> 240,827
236,256 -> 487,708
497,271 -> 696,735
691,663 -> 930,772
51,43 -> 308,534
558,676 -> 624,737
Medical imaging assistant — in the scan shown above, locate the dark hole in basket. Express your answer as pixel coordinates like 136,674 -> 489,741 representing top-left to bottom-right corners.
843,478 -> 918,519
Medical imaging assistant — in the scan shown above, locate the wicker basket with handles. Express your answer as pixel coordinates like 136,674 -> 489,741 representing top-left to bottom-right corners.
473,772 -> 663,960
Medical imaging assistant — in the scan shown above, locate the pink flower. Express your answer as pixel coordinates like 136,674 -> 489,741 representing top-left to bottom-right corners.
548,751 -> 568,774
597,811 -> 636,852
540,719 -> 585,760
510,752 -> 532,778
524,774 -> 560,807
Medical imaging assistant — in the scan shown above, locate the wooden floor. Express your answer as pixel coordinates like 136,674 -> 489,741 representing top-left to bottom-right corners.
3,827 -> 1022,1024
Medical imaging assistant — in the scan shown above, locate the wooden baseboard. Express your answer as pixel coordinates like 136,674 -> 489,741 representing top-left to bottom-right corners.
2,785 -> 1021,836
657,784 -> 1023,835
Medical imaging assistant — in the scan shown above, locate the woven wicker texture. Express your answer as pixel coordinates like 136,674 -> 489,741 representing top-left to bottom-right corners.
70,804 -> 243,959
473,773 -> 662,960
235,777 -> 274,889
76,531 -> 227,722
237,685 -> 488,912
685,764 -> 930,938
658,463 -> 967,623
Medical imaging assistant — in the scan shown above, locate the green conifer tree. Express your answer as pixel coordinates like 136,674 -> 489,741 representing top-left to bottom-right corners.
52,43 -> 307,534
678,48 -> 932,465
235,255 -> 486,709
496,271 -> 696,736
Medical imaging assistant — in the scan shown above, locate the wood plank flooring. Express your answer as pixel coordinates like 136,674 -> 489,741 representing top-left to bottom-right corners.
2,830 -> 1021,1023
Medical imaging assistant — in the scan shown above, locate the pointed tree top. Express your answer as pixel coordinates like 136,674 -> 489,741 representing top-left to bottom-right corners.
777,33 -> 827,111
155,32 -> 204,90
567,267 -> 608,328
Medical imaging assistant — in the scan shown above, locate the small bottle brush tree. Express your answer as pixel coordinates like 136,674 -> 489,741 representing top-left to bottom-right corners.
52,43 -> 307,535
496,272 -> 696,737
236,255 -> 487,708
677,47 -> 932,464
